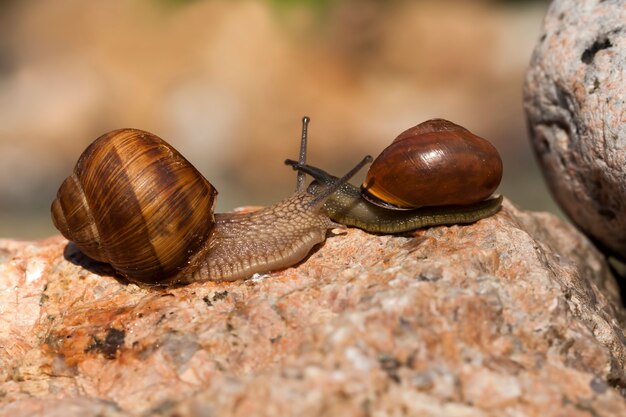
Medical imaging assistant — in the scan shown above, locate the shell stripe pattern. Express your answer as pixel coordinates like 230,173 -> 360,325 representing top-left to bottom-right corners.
52,173 -> 102,261
61,129 -> 217,282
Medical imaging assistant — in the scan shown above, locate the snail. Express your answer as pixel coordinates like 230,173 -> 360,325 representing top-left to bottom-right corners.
285,118 -> 503,234
51,121 -> 371,285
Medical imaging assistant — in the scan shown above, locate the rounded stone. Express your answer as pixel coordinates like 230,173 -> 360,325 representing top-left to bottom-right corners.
523,0 -> 626,259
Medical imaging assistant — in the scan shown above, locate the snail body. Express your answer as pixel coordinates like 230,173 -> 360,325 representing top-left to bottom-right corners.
52,125 -> 370,285
187,193 -> 334,282
288,118 -> 503,233
52,117 -> 503,284
307,177 -> 503,234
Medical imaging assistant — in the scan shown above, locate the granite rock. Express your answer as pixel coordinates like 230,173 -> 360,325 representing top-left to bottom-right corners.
524,0 -> 626,260
0,199 -> 625,416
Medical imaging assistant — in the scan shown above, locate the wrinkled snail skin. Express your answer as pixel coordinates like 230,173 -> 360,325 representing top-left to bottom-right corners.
51,127 -> 369,285
180,193 -> 337,283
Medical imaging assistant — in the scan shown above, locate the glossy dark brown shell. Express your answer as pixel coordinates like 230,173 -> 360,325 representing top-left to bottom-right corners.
362,119 -> 503,209
51,129 -> 217,283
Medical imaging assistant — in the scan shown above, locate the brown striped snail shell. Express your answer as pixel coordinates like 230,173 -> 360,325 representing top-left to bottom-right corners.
361,118 -> 503,210
51,129 -> 217,283
51,122 -> 371,285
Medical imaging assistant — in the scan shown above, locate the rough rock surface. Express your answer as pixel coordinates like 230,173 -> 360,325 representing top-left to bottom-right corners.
1,199 -> 626,417
524,0 -> 626,260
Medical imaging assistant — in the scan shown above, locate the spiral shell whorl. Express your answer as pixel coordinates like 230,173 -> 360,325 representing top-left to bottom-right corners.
52,173 -> 104,262
51,129 -> 217,283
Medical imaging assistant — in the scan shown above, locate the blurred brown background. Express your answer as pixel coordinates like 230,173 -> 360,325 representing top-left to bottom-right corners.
0,0 -> 555,239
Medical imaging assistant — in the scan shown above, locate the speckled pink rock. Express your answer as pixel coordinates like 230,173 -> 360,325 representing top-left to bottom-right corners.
524,0 -> 626,260
0,199 -> 625,416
